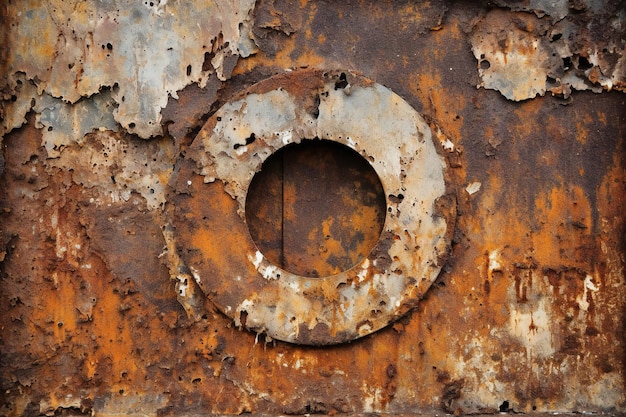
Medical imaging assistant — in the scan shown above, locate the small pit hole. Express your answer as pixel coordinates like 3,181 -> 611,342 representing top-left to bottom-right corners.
234,133 -> 256,150
499,400 -> 510,412
562,57 -> 573,70
334,72 -> 348,90
578,56 -> 593,70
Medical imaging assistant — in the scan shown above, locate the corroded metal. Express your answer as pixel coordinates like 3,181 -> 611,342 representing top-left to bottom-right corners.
167,69 -> 455,345
1,0 -> 256,138
471,7 -> 625,100
0,1 -> 625,416
245,139 -> 386,277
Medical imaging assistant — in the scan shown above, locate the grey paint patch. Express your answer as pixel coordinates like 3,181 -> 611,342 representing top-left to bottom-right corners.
35,92 -> 119,159
494,0 -> 569,20
2,0 -> 257,139
471,9 -> 626,101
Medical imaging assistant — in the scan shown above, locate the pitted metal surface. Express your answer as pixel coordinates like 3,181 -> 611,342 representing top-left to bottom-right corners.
167,70 -> 454,345
1,1 -> 625,416
470,7 -> 625,100
1,0 -> 256,139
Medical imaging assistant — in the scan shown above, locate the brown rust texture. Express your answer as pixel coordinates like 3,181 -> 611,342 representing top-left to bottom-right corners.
246,139 -> 386,278
168,68 -> 451,346
1,1 -> 625,416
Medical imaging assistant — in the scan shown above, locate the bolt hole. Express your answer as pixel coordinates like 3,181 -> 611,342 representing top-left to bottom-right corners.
480,60 -> 490,70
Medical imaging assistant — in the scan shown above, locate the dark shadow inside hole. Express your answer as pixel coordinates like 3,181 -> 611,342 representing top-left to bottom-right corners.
245,139 -> 386,278
577,55 -> 593,70
499,400 -> 510,412
334,72 -> 349,90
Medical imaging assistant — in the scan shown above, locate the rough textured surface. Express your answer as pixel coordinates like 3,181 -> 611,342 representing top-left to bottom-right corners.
1,0 -> 256,138
1,0 -> 625,416
470,6 -> 626,100
167,70 -> 454,345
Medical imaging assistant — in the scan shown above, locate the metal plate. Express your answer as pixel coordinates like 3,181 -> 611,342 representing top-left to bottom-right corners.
167,69 -> 455,345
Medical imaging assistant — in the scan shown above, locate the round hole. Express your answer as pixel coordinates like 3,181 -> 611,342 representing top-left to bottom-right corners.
167,69 -> 454,345
245,139 -> 386,278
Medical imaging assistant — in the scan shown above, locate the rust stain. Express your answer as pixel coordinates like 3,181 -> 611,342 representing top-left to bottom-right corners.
166,69 -> 454,345
247,139 -> 387,278
0,1 -> 625,416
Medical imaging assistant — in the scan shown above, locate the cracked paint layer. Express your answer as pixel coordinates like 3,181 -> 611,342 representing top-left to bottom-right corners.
1,0 -> 257,138
471,8 -> 626,100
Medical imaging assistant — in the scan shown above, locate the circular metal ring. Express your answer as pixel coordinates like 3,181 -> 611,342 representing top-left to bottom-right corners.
168,69 -> 453,345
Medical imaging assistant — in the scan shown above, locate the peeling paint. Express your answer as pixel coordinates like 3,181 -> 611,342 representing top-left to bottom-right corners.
48,130 -> 175,209
1,0 -> 257,138
0,1 -> 624,415
576,274 -> 599,312
35,91 -> 118,159
471,9 -> 626,100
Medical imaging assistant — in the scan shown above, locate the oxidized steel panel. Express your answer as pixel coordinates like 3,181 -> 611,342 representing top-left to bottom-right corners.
0,0 -> 624,415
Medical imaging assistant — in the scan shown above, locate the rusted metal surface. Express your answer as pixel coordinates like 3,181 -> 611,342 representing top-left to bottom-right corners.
167,70 -> 454,345
246,139 -> 387,278
1,0 -> 625,416
1,0 -> 256,138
